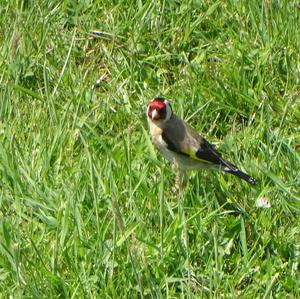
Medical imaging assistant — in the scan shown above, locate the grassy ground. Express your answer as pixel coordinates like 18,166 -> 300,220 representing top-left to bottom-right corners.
0,0 -> 300,297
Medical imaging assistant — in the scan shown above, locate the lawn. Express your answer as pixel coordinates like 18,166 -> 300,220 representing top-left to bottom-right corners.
0,0 -> 299,297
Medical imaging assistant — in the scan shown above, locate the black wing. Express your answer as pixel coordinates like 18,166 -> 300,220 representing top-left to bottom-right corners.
195,139 -> 227,165
161,131 -> 189,157
197,140 -> 257,184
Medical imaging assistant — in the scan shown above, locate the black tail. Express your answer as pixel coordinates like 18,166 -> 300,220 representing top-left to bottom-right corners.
223,166 -> 256,185
219,158 -> 256,185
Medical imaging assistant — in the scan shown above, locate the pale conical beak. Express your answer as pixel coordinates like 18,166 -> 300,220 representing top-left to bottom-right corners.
151,109 -> 159,120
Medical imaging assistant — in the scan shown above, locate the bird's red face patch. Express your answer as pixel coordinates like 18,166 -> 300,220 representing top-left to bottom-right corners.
147,98 -> 167,120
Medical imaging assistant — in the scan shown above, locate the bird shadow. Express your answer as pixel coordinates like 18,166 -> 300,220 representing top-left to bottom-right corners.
184,172 -> 246,216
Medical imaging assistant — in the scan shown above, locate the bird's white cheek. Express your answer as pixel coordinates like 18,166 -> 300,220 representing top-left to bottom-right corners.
165,104 -> 172,121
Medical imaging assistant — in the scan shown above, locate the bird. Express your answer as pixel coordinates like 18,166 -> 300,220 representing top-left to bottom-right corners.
146,97 -> 256,189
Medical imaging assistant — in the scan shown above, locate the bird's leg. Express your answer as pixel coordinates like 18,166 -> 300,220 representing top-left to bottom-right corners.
172,162 -> 188,195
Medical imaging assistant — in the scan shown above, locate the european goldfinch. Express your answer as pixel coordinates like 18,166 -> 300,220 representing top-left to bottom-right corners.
146,97 -> 256,186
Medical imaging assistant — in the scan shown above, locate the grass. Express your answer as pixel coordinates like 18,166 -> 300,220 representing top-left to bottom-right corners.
0,0 -> 299,297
